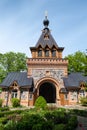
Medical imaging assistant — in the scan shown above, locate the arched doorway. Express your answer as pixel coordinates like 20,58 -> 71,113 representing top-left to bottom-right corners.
39,82 -> 56,103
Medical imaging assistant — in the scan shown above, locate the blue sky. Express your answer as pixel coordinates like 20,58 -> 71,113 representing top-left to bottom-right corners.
0,0 -> 87,57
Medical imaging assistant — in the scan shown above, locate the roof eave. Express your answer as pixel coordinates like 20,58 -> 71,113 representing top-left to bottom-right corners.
30,47 -> 37,51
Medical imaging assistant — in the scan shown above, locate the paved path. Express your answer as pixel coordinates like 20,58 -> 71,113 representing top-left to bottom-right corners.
58,105 -> 87,110
75,116 -> 87,130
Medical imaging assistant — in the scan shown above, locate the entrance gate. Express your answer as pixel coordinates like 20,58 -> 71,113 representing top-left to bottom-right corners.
39,82 -> 56,103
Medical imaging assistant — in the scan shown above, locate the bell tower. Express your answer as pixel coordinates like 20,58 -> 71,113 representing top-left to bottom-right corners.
29,14 -> 64,59
26,14 -> 68,104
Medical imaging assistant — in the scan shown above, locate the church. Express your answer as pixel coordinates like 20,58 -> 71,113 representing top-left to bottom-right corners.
0,15 -> 87,106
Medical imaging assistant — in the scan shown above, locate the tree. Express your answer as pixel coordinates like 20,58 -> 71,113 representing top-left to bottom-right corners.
65,51 -> 86,74
0,52 -> 27,83
0,53 -> 7,83
84,49 -> 87,76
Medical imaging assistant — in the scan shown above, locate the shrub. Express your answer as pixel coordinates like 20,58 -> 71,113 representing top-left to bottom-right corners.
0,107 -> 9,112
71,109 -> 87,117
35,96 -> 47,109
0,99 -> 3,107
4,120 -> 17,130
16,114 -> 45,130
0,117 -> 9,124
44,110 -> 68,125
66,116 -> 78,130
0,124 -> 4,130
11,98 -> 20,107
80,97 -> 87,106
54,124 -> 66,130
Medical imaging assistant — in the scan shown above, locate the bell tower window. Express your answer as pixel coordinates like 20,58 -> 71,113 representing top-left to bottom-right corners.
38,50 -> 42,57
45,50 -> 49,57
52,50 -> 56,57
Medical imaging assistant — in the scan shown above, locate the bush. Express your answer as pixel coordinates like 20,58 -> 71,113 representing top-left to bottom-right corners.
4,120 -> 17,130
44,110 -> 68,124
0,124 -> 4,130
66,116 -> 78,130
16,114 -> 45,130
0,117 -> 8,124
35,96 -> 47,109
80,97 -> 87,106
11,98 -> 20,107
0,107 -> 9,112
0,99 -> 3,107
71,109 -> 87,117
54,124 -> 66,130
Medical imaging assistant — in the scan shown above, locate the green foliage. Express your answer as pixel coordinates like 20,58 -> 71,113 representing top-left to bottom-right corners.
0,124 -> 4,130
11,98 -> 20,107
65,51 -> 86,73
70,109 -> 87,117
0,99 -> 3,107
80,97 -> 87,106
66,116 -> 78,130
0,88 -> 2,93
0,109 -> 24,118
44,110 -> 68,125
0,107 -> 9,112
4,120 -> 17,130
0,108 -> 79,130
0,117 -> 8,124
0,52 -> 27,83
35,96 -> 47,109
54,124 -> 65,130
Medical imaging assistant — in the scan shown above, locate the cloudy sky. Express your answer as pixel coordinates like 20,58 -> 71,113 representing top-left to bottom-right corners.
0,0 -> 87,57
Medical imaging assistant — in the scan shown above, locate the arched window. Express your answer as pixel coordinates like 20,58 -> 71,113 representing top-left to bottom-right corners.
45,50 -> 49,57
38,50 -> 42,57
52,50 -> 56,57
11,89 -> 17,98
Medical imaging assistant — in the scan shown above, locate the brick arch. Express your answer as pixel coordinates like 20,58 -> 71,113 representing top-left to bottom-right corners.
35,77 -> 59,89
35,77 -> 60,104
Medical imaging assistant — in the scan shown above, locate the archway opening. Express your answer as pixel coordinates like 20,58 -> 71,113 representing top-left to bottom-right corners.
39,82 -> 56,103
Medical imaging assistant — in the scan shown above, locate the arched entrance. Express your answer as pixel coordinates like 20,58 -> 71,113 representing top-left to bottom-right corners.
39,82 -> 56,103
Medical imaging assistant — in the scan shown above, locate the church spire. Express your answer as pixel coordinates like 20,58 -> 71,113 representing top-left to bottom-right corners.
43,11 -> 49,28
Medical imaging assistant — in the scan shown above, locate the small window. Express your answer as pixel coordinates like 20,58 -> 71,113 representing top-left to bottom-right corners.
52,50 -> 56,57
64,94 -> 68,100
45,50 -> 49,57
21,90 -> 27,100
29,94 -> 33,100
70,91 -> 77,100
11,89 -> 17,98
38,50 -> 42,57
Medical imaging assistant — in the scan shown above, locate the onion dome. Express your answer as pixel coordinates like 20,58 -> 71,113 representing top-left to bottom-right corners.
43,11 -> 49,28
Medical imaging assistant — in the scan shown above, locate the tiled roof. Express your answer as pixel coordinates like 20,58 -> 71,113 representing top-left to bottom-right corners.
0,72 -> 33,87
35,28 -> 59,49
63,72 -> 87,88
